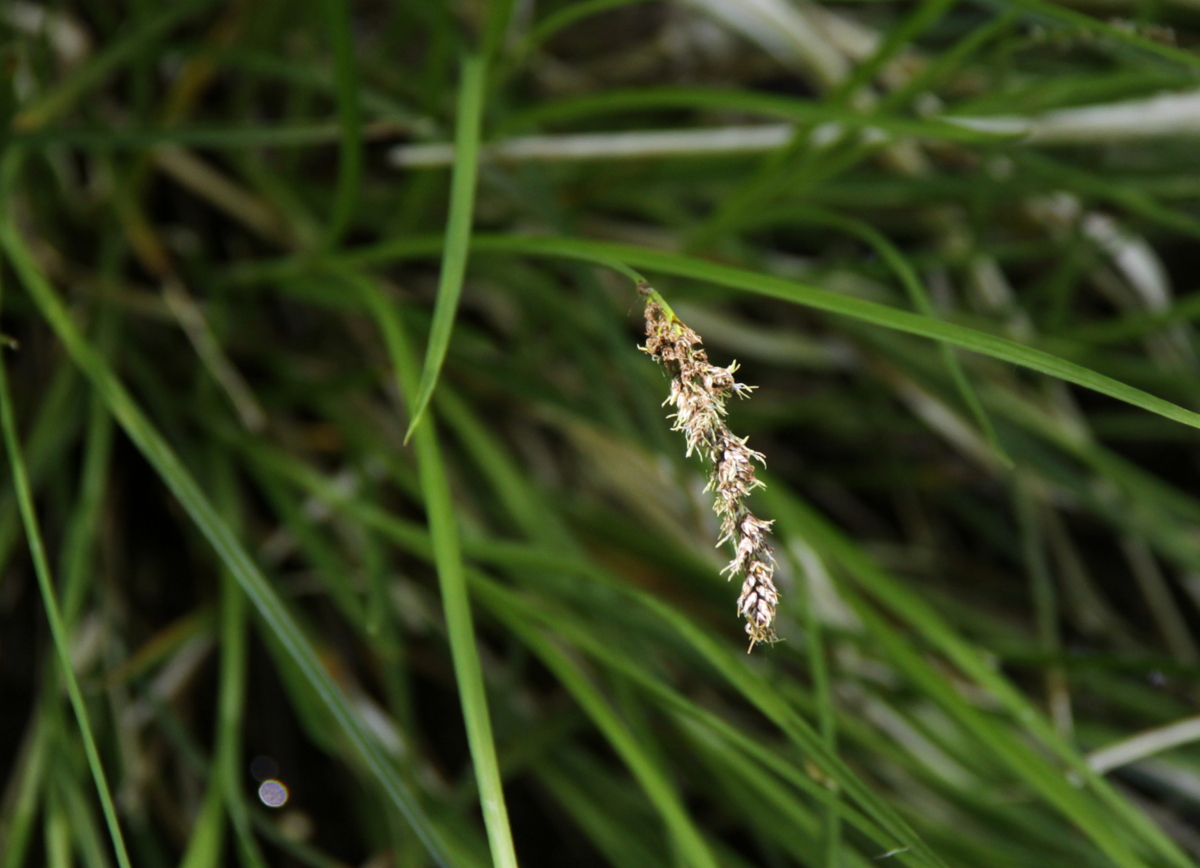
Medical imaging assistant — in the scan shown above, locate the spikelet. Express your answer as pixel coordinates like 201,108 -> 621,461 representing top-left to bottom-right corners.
639,283 -> 779,648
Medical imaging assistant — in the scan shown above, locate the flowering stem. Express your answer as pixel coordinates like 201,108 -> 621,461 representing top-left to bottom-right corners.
640,285 -> 780,648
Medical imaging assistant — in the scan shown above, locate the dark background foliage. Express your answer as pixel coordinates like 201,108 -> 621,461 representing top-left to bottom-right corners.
3,1 -> 1200,867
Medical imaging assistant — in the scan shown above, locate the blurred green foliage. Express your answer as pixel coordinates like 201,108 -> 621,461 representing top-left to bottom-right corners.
4,2 -> 1200,867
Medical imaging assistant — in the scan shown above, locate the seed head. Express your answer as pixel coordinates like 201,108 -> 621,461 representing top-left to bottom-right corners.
640,286 -> 779,648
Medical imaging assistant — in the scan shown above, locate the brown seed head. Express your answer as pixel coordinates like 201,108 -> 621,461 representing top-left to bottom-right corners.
641,293 -> 779,648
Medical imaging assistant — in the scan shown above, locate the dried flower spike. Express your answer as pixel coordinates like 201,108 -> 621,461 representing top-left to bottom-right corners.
639,283 -> 779,649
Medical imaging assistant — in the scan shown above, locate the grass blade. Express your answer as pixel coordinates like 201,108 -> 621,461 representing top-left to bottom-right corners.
335,234 -> 1200,432
404,55 -> 488,442
0,304 -> 132,868
355,274 -> 519,868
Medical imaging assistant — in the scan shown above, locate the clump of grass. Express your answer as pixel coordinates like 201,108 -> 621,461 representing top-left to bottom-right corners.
6,2 -> 1200,868
641,284 -> 779,648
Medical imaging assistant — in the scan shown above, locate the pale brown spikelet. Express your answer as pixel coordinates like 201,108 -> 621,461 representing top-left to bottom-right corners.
639,284 -> 779,649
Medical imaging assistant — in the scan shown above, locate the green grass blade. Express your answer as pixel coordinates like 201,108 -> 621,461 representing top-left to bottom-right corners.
836,585 -> 1150,868
0,307 -> 133,868
878,11 -> 1018,113
209,450 -> 271,868
56,316 -> 117,625
227,420 -> 917,862
404,55 -> 488,443
335,234 -> 1200,432
177,780 -> 224,868
43,788 -> 71,868
2,699 -> 50,868
793,546 -> 842,868
481,0 -> 519,62
0,220 -> 462,868
355,274 -> 519,868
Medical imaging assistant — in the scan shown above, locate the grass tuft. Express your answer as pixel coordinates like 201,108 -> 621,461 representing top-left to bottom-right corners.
6,3 -> 1200,867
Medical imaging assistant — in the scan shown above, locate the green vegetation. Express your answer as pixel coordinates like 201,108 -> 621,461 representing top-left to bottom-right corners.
3,1 -> 1200,866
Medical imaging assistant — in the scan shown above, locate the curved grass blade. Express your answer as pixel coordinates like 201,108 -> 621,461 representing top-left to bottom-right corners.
404,55 -> 488,443
0,316 -> 133,868
335,233 -> 1200,432
0,222 -> 462,868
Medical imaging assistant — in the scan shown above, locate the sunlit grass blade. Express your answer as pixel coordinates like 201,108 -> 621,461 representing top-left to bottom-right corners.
404,55 -> 487,443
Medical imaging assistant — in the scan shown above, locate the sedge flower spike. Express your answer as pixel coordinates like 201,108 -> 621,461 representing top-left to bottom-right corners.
639,284 -> 779,648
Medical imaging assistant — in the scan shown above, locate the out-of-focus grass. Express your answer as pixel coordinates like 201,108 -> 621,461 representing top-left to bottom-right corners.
3,2 -> 1200,867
